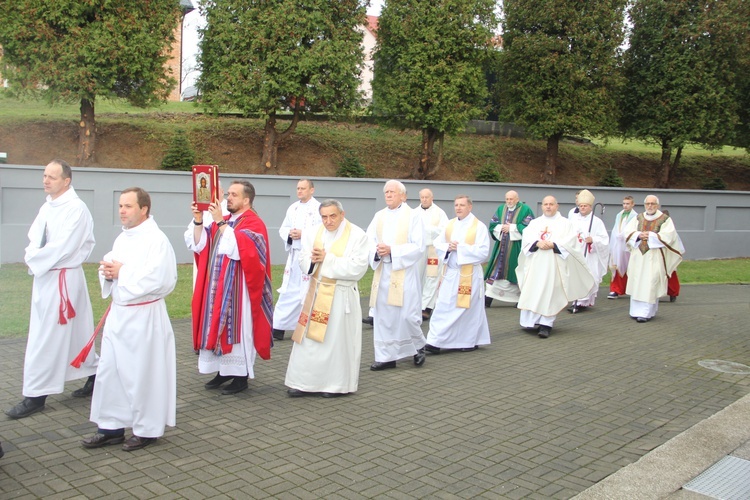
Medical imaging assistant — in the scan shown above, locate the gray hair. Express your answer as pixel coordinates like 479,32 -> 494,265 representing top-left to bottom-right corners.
319,199 -> 344,212
455,194 -> 473,204
644,195 -> 660,205
384,179 -> 406,194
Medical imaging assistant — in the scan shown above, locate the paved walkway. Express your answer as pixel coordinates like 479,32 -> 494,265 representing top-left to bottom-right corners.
1,284 -> 749,499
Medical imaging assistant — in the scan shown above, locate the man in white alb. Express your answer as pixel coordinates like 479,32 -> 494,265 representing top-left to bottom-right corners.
5,159 -> 98,420
82,187 -> 177,451
285,199 -> 369,397
366,180 -> 427,370
608,195 -> 637,299
272,179 -> 322,340
425,196 -> 490,354
416,188 -> 449,320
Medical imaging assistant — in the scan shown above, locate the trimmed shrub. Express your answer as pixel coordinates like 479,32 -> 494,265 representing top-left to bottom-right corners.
475,163 -> 505,183
336,152 -> 367,178
598,168 -> 624,187
702,177 -> 727,190
161,129 -> 196,171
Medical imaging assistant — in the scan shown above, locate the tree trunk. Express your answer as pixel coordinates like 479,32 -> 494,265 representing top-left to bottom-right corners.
260,107 -> 301,170
543,133 -> 562,184
668,146 -> 683,188
657,139 -> 672,188
414,128 -> 439,179
77,98 -> 96,166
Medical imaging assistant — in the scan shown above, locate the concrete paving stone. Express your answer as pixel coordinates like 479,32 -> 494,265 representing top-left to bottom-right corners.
67,472 -> 108,488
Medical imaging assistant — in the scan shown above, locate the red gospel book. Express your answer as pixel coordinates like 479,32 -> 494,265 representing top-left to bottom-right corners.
192,165 -> 219,211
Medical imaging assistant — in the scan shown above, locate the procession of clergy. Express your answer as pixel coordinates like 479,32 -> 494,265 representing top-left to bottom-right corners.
5,162 -> 683,453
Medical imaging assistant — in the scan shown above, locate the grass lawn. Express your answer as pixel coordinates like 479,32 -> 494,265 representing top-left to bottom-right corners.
1,259 -> 747,338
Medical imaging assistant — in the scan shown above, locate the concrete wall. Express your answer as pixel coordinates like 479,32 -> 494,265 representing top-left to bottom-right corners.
1,164 -> 748,265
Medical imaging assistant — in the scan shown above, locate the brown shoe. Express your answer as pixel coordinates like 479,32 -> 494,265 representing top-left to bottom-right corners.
81,432 -> 125,449
122,435 -> 157,452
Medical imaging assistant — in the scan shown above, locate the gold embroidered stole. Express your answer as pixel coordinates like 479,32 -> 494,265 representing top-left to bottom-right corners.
445,216 -> 479,309
424,207 -> 442,277
369,207 -> 410,308
292,221 -> 352,343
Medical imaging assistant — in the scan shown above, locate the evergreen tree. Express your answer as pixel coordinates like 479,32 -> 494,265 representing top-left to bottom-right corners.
498,0 -> 626,183
198,0 -> 365,170
372,0 -> 497,179
161,130 -> 196,171
0,0 -> 181,166
621,0 -> 748,188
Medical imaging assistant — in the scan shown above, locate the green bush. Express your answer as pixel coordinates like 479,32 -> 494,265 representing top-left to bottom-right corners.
161,129 -> 196,171
702,177 -> 727,190
336,152 -> 367,178
475,163 -> 505,183
598,168 -> 624,187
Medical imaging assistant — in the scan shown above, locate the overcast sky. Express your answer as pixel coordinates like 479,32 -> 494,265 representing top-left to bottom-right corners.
181,1 -> 384,93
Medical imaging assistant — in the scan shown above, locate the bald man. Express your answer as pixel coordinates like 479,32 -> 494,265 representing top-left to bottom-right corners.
516,196 -> 595,338
416,189 -> 449,320
484,190 -> 535,306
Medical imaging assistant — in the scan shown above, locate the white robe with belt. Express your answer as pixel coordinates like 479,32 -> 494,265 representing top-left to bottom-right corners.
274,198 -> 322,330
426,213 -> 491,349
366,204 -> 426,362
609,209 -> 638,275
90,216 -> 177,438
285,221 -> 369,394
23,187 -> 98,397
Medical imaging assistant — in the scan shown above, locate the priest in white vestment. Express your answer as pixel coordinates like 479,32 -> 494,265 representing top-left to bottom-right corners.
6,160 -> 99,420
624,195 -> 683,322
366,180 -> 427,370
273,179 -> 322,341
285,200 -> 369,397
425,196 -> 491,353
416,189 -> 449,320
516,196 -> 595,339
567,189 -> 609,312
608,196 -> 637,299
83,188 -> 177,452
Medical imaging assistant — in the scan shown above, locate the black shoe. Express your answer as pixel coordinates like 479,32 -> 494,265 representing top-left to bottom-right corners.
0,442 -> 5,459
122,436 -> 157,452
460,346 -> 478,352
204,373 -> 234,390
485,296 -> 493,308
221,377 -> 249,395
370,361 -> 396,371
362,316 -> 374,326
5,397 -> 46,419
424,344 -> 441,354
522,326 -> 541,333
287,388 -> 312,398
607,292 -> 619,299
272,329 -> 285,341
538,326 -> 551,339
81,432 -> 125,449
636,317 -> 650,323
414,348 -> 425,366
321,392 -> 348,398
669,295 -> 677,303
72,375 -> 96,398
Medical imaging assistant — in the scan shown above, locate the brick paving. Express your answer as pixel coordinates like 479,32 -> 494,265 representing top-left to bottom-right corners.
1,284 -> 749,499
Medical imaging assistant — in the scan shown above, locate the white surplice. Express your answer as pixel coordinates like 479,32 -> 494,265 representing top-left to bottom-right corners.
90,216 -> 177,438
284,220 -> 369,394
185,215 -> 258,377
426,213 -> 491,349
366,204 -> 426,362
624,211 -> 683,320
23,187 -> 98,397
516,212 -> 595,328
609,209 -> 638,276
569,211 -> 610,306
274,198 -> 322,330
417,203 -> 449,310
